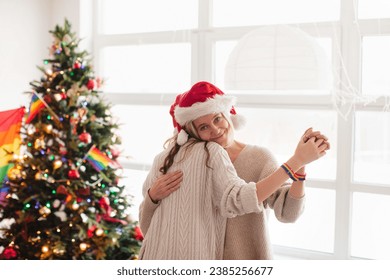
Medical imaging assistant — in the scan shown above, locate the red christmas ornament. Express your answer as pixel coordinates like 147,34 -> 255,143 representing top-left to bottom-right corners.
59,146 -> 67,156
68,169 -> 80,179
86,79 -> 95,90
43,95 -> 52,103
134,226 -> 144,241
1,247 -> 18,259
56,185 -> 68,195
87,225 -> 97,238
78,132 -> 92,144
77,187 -> 90,196
73,61 -> 81,69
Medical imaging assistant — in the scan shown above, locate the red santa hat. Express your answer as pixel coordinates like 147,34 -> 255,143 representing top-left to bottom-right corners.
169,81 -> 246,145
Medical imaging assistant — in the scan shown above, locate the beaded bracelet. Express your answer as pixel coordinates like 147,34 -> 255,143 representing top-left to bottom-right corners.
281,163 -> 306,181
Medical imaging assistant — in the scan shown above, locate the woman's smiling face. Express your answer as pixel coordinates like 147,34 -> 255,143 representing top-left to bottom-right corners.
192,113 -> 234,148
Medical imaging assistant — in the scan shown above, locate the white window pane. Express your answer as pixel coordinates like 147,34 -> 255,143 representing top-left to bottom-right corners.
358,0 -> 390,19
99,0 -> 198,34
354,111 -> 390,185
100,44 -> 191,93
362,36 -> 390,96
269,188 -> 335,253
215,41 -> 238,87
215,38 -> 332,95
119,169 -> 149,222
212,0 -> 340,27
111,105 -> 173,164
351,193 -> 390,259
234,108 -> 337,180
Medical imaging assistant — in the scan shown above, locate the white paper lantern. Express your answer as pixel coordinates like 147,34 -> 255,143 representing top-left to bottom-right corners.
224,25 -> 331,90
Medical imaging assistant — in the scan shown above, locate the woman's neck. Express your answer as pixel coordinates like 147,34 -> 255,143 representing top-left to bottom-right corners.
225,140 -> 246,162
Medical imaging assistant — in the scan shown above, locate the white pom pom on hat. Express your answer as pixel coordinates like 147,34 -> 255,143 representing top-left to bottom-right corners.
169,81 -> 246,145
176,129 -> 189,146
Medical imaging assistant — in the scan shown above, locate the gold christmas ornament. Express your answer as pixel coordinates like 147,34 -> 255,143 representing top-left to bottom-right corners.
53,160 -> 62,170
41,245 -> 49,253
43,124 -> 53,134
39,206 -> 51,216
7,167 -> 21,180
53,247 -> 65,256
95,228 -> 104,236
79,243 -> 87,251
72,203 -> 80,211
35,172 -> 43,180
34,138 -> 46,149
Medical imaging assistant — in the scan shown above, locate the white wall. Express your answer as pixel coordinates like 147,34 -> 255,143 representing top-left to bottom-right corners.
50,0 -> 93,52
0,0 -> 50,111
0,0 -> 88,112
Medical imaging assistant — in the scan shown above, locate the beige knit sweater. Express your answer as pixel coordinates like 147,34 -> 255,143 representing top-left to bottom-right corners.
138,141 -> 263,260
139,144 -> 305,260
223,145 -> 305,259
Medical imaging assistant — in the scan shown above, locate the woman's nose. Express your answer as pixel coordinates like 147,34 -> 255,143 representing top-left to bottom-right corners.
210,124 -> 220,134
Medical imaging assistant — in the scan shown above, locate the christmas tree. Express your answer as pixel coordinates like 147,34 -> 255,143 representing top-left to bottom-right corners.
0,19 -> 143,260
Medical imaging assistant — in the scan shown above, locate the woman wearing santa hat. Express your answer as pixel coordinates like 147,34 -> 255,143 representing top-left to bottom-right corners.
138,81 -> 329,260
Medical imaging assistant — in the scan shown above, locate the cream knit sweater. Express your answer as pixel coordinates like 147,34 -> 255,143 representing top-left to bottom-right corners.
139,144 -> 305,260
138,141 -> 263,260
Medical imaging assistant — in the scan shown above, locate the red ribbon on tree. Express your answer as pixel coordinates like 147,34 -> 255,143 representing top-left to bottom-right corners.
97,197 -> 127,225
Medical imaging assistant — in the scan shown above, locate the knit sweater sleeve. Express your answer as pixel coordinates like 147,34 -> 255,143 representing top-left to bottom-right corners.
208,142 -> 263,218
259,147 -> 305,223
138,153 -> 163,236
138,194 -> 160,236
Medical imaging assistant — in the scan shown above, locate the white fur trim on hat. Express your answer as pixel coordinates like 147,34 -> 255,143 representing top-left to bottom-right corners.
174,94 -> 236,126
177,129 -> 189,146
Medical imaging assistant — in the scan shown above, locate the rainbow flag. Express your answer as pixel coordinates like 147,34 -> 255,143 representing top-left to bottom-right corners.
0,186 -> 9,206
86,146 -> 112,172
0,107 -> 24,205
25,92 -> 46,124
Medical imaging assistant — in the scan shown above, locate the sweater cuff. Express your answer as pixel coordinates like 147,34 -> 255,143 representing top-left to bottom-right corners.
241,182 -> 264,213
145,191 -> 161,210
284,193 -> 305,221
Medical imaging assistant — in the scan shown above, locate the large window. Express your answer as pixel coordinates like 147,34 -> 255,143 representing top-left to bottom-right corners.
92,0 -> 390,260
